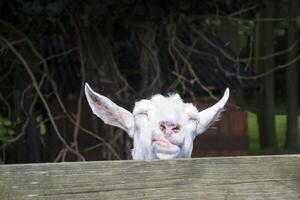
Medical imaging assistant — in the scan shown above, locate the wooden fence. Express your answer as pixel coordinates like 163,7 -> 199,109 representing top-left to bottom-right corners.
0,155 -> 300,200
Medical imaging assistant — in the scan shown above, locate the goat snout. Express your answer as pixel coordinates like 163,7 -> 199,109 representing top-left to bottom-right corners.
159,121 -> 181,136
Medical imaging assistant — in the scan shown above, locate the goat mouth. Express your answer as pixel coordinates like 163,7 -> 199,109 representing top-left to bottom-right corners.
152,133 -> 183,148
152,133 -> 173,147
153,140 -> 172,147
152,141 -> 181,158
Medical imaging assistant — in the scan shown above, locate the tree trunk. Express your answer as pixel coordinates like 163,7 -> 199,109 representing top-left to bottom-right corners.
285,0 -> 298,150
25,115 -> 41,163
256,1 -> 277,149
138,25 -> 162,97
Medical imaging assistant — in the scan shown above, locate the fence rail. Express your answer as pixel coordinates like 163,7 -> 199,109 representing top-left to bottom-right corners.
1,155 -> 300,200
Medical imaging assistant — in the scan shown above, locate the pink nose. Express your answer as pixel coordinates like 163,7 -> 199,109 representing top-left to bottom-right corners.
159,121 -> 180,136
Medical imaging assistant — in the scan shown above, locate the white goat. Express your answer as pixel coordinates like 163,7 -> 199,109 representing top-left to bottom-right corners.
85,83 -> 229,160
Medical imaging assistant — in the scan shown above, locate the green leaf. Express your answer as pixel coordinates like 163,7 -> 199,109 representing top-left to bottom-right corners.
3,119 -> 12,127
39,123 -> 46,136
8,129 -> 15,136
36,116 -> 42,122
0,127 -> 5,137
275,29 -> 285,36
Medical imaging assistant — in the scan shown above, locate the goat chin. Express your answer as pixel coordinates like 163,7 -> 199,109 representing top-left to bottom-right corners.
156,152 -> 179,159
152,142 -> 180,159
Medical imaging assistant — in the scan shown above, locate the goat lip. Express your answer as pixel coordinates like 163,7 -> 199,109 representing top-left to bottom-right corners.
154,140 -> 170,147
152,133 -> 172,146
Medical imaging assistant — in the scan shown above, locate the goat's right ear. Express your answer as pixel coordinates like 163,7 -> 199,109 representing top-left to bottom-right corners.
196,88 -> 229,136
85,83 -> 134,137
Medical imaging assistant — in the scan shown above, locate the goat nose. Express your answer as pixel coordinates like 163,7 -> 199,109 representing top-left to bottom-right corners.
159,121 -> 180,135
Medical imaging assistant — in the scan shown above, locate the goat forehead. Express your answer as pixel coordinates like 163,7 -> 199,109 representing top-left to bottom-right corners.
133,94 -> 198,121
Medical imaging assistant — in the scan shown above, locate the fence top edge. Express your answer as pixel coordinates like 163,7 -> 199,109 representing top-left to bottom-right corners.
1,154 -> 299,168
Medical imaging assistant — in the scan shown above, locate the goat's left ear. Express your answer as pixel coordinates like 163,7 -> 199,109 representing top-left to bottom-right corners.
85,83 -> 134,137
196,88 -> 229,136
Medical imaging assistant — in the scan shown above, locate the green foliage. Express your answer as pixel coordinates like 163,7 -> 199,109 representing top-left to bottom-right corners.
19,0 -> 43,15
248,112 -> 260,152
238,20 -> 254,49
205,18 -> 221,26
248,112 -> 300,153
0,117 -> 15,138
15,0 -> 66,16
0,115 -> 47,139
36,116 -> 46,136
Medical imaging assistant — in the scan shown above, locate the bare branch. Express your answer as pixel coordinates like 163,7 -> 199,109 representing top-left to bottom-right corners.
0,34 -> 85,161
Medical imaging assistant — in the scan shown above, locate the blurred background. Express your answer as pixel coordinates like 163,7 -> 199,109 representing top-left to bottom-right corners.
0,0 -> 299,163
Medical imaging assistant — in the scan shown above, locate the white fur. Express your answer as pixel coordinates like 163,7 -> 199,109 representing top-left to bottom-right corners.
85,83 -> 229,160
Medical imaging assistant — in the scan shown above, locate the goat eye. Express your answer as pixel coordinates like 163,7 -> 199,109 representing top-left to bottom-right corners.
160,124 -> 165,130
173,125 -> 181,132
134,112 -> 148,118
189,117 -> 199,123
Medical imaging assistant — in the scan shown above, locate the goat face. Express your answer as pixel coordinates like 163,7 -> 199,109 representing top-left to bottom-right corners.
85,83 -> 229,160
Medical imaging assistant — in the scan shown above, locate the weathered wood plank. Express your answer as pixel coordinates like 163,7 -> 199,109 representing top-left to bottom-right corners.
0,155 -> 300,200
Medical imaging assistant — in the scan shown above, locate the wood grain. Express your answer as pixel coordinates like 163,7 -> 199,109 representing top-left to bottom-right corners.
0,155 -> 300,200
